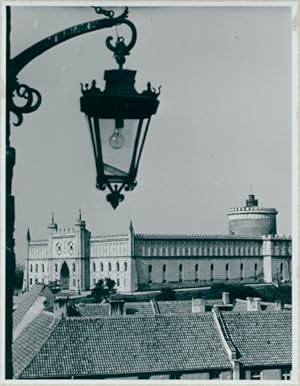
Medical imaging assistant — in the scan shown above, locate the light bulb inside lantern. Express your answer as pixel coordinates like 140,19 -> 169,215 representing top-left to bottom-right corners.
109,119 -> 125,149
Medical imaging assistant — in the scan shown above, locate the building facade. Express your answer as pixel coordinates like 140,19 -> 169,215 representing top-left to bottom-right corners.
23,194 -> 292,293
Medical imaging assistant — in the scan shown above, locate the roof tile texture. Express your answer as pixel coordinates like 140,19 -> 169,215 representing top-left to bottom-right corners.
21,313 -> 231,378
13,284 -> 45,329
221,310 -> 292,367
13,311 -> 57,377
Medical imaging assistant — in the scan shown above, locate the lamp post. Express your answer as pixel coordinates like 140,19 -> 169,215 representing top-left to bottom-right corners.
6,6 -> 159,378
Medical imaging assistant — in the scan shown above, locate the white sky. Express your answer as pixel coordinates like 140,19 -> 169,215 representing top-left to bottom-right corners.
9,5 -> 292,264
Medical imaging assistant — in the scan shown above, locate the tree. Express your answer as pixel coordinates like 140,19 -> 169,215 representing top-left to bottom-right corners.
91,278 -> 116,303
14,263 -> 24,290
156,286 -> 176,301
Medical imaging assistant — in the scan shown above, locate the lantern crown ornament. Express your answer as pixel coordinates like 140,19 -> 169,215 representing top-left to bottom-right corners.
80,12 -> 160,209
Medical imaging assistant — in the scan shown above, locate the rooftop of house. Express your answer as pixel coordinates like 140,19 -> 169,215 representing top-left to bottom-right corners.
13,311 -> 58,378
233,298 -> 292,312
19,313 -> 231,379
77,299 -> 224,317
14,307 -> 292,379
220,310 -> 292,367
13,283 -> 47,330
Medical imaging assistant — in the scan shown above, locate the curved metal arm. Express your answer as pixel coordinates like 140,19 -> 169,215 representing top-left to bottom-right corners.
7,6 -> 137,126
10,7 -> 133,77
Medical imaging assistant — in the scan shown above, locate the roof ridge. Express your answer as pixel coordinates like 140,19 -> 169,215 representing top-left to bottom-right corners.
212,306 -> 239,361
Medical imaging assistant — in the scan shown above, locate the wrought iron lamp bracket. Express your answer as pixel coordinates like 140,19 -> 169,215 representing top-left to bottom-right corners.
7,6 -> 135,126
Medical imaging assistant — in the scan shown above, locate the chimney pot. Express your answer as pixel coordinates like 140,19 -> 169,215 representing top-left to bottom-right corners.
109,296 -> 125,316
192,298 -> 205,313
53,297 -> 68,319
275,299 -> 283,311
222,292 -> 230,305
246,297 -> 261,311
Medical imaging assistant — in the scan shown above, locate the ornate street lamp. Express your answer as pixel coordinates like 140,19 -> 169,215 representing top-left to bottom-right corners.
80,22 -> 160,209
5,6 -> 159,378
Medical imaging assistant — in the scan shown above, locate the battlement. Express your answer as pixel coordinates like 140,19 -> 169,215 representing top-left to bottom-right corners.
29,240 -> 48,246
135,233 -> 262,240
91,234 -> 129,242
228,207 -> 277,213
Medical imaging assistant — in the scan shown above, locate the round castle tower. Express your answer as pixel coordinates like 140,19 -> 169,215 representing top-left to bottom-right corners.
227,194 -> 277,236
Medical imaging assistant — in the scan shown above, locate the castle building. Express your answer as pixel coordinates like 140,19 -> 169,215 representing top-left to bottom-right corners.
23,194 -> 292,293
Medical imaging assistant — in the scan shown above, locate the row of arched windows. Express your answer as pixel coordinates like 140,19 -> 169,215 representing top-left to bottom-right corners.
147,262 -> 267,284
92,261 -> 128,273
30,261 -> 129,275
30,264 -> 45,273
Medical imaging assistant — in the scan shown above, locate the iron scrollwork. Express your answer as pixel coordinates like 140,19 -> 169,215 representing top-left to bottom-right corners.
105,19 -> 137,69
9,81 -> 42,126
8,7 -> 134,125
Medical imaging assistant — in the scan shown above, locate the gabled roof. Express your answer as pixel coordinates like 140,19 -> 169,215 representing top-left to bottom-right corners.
20,313 -> 231,379
220,310 -> 292,367
13,283 -> 46,330
13,311 -> 58,378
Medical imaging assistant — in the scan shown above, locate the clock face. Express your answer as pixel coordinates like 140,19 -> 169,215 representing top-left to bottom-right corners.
56,242 -> 62,255
68,241 -> 74,255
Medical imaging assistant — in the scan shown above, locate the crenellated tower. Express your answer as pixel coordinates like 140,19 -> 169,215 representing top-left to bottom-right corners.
227,194 -> 277,236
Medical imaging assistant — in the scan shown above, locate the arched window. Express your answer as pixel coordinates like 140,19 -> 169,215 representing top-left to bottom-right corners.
195,264 -> 199,282
108,262 -> 112,271
72,263 -> 76,272
210,263 -> 214,281
179,264 -> 183,282
42,264 -> 44,273
240,263 -> 244,281
254,263 -> 258,280
124,262 -> 127,271
116,262 -> 120,271
280,263 -> 284,281
100,262 -> 104,272
55,263 -> 58,273
148,265 -> 152,284
162,264 -> 166,283
92,262 -> 96,272
30,264 -> 32,273
36,264 -> 38,273
225,263 -> 229,281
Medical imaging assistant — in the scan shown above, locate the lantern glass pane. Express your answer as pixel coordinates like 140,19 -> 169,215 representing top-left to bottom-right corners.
99,119 -> 138,176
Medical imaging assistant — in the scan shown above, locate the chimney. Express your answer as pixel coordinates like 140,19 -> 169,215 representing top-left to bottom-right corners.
109,296 -> 125,316
275,299 -> 283,311
192,298 -> 206,313
53,297 -> 68,319
222,292 -> 230,305
246,297 -> 261,311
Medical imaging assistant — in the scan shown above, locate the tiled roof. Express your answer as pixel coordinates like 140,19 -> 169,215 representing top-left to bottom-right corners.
13,283 -> 46,330
232,299 -> 292,312
221,310 -> 292,367
77,300 -> 224,317
13,311 -> 58,378
20,314 -> 231,378
77,303 -> 110,317
125,302 -> 153,316
77,302 -> 153,317
158,300 -> 192,314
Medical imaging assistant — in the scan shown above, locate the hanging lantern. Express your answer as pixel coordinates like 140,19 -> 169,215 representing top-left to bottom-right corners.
80,27 -> 160,209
